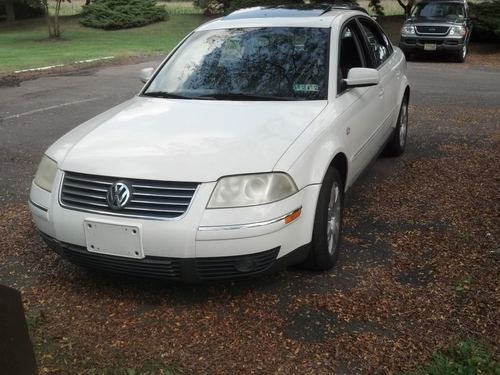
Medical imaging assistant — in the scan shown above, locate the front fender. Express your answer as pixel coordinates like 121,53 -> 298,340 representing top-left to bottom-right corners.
273,104 -> 350,191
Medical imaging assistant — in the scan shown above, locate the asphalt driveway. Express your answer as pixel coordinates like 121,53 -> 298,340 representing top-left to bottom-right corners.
0,59 -> 498,374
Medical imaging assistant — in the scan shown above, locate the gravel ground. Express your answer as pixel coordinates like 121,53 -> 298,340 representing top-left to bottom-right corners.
0,59 -> 499,374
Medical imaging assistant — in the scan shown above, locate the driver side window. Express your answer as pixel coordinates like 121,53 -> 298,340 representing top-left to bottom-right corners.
338,21 -> 366,94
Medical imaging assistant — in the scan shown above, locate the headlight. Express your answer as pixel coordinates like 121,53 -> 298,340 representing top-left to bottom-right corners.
401,25 -> 416,35
449,26 -> 466,36
34,155 -> 58,192
207,173 -> 298,208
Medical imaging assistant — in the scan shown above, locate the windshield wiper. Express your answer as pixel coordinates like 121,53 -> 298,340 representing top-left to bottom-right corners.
199,93 -> 298,101
142,91 -> 214,100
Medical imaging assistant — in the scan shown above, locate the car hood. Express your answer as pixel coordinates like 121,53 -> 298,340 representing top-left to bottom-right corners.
405,16 -> 465,25
49,96 -> 326,182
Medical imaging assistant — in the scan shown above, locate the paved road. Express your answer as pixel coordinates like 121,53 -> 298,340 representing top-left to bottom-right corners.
0,59 -> 498,207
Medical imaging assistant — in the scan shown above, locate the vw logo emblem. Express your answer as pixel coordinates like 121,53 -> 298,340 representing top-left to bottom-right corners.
107,181 -> 132,210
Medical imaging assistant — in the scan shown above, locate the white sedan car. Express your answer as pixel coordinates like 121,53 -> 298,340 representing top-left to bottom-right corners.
29,5 -> 409,282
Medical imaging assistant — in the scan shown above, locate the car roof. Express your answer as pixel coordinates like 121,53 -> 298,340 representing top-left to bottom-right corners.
224,3 -> 366,20
196,4 -> 368,31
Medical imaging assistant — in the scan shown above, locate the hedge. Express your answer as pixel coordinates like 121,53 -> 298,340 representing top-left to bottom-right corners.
80,0 -> 168,30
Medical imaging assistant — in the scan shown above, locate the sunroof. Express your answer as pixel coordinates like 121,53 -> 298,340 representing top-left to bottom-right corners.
224,5 -> 334,20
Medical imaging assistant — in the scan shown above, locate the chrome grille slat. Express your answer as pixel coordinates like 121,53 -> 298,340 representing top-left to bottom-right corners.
61,195 -> 109,208
65,175 -> 113,185
63,188 -> 107,200
123,207 -> 185,213
130,199 -> 190,206
60,172 -> 199,219
133,192 -> 192,199
64,181 -> 108,192
132,184 -> 197,191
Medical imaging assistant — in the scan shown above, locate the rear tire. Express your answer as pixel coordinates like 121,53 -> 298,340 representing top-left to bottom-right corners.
301,167 -> 344,271
383,97 -> 408,157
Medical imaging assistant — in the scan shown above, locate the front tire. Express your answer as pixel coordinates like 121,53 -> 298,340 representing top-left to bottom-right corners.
383,97 -> 408,157
404,51 -> 415,62
302,167 -> 344,271
455,44 -> 467,63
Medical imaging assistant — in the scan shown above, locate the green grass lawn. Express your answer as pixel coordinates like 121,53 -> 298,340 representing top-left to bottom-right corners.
0,14 -> 206,73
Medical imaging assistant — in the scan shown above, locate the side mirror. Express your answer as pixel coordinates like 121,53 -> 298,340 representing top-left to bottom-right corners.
139,67 -> 155,84
344,68 -> 380,88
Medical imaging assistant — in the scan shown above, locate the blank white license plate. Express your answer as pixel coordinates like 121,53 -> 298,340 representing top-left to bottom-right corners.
84,220 -> 144,259
424,43 -> 437,51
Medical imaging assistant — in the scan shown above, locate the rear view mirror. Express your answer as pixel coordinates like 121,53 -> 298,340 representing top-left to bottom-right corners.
344,68 -> 380,88
139,67 -> 155,84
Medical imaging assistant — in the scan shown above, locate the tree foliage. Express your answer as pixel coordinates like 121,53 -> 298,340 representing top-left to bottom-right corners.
79,0 -> 168,30
368,0 -> 384,16
0,0 -> 44,21
470,0 -> 500,42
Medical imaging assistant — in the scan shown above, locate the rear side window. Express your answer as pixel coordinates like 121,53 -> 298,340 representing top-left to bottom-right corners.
358,19 -> 391,68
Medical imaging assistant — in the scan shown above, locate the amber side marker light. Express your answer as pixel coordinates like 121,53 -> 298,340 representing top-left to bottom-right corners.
285,208 -> 302,225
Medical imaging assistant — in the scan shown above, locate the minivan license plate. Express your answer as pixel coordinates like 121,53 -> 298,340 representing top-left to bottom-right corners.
84,220 -> 144,259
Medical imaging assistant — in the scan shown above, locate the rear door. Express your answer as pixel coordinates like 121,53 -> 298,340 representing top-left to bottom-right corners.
357,17 -> 401,139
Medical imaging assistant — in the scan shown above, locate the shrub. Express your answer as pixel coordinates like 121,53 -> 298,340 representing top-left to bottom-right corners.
412,341 -> 499,375
470,0 -> 500,42
80,0 -> 168,30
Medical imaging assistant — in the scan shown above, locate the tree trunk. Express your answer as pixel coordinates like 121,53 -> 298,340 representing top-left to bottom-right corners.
54,0 -> 61,38
85,0 -> 91,5
397,0 -> 414,18
5,0 -> 15,22
43,2 -> 54,38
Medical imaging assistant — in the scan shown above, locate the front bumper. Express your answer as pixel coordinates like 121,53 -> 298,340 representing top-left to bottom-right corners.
40,232 -> 310,282
29,171 -> 320,281
399,36 -> 465,53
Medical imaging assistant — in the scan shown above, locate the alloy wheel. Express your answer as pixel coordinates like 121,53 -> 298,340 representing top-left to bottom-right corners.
326,182 -> 342,255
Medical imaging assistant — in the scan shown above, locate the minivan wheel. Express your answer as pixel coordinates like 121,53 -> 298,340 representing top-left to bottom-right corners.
383,97 -> 408,157
301,167 -> 344,271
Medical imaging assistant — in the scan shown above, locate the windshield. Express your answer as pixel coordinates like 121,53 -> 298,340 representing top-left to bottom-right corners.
144,27 -> 330,101
412,3 -> 465,18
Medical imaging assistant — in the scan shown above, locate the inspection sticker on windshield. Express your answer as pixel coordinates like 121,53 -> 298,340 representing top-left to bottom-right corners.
293,84 -> 319,92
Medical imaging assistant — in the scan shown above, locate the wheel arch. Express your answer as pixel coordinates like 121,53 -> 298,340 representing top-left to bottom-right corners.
404,85 -> 410,102
328,152 -> 348,190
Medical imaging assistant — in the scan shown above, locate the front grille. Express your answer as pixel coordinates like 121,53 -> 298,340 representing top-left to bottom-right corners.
60,172 -> 199,219
196,248 -> 280,280
416,25 -> 449,35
